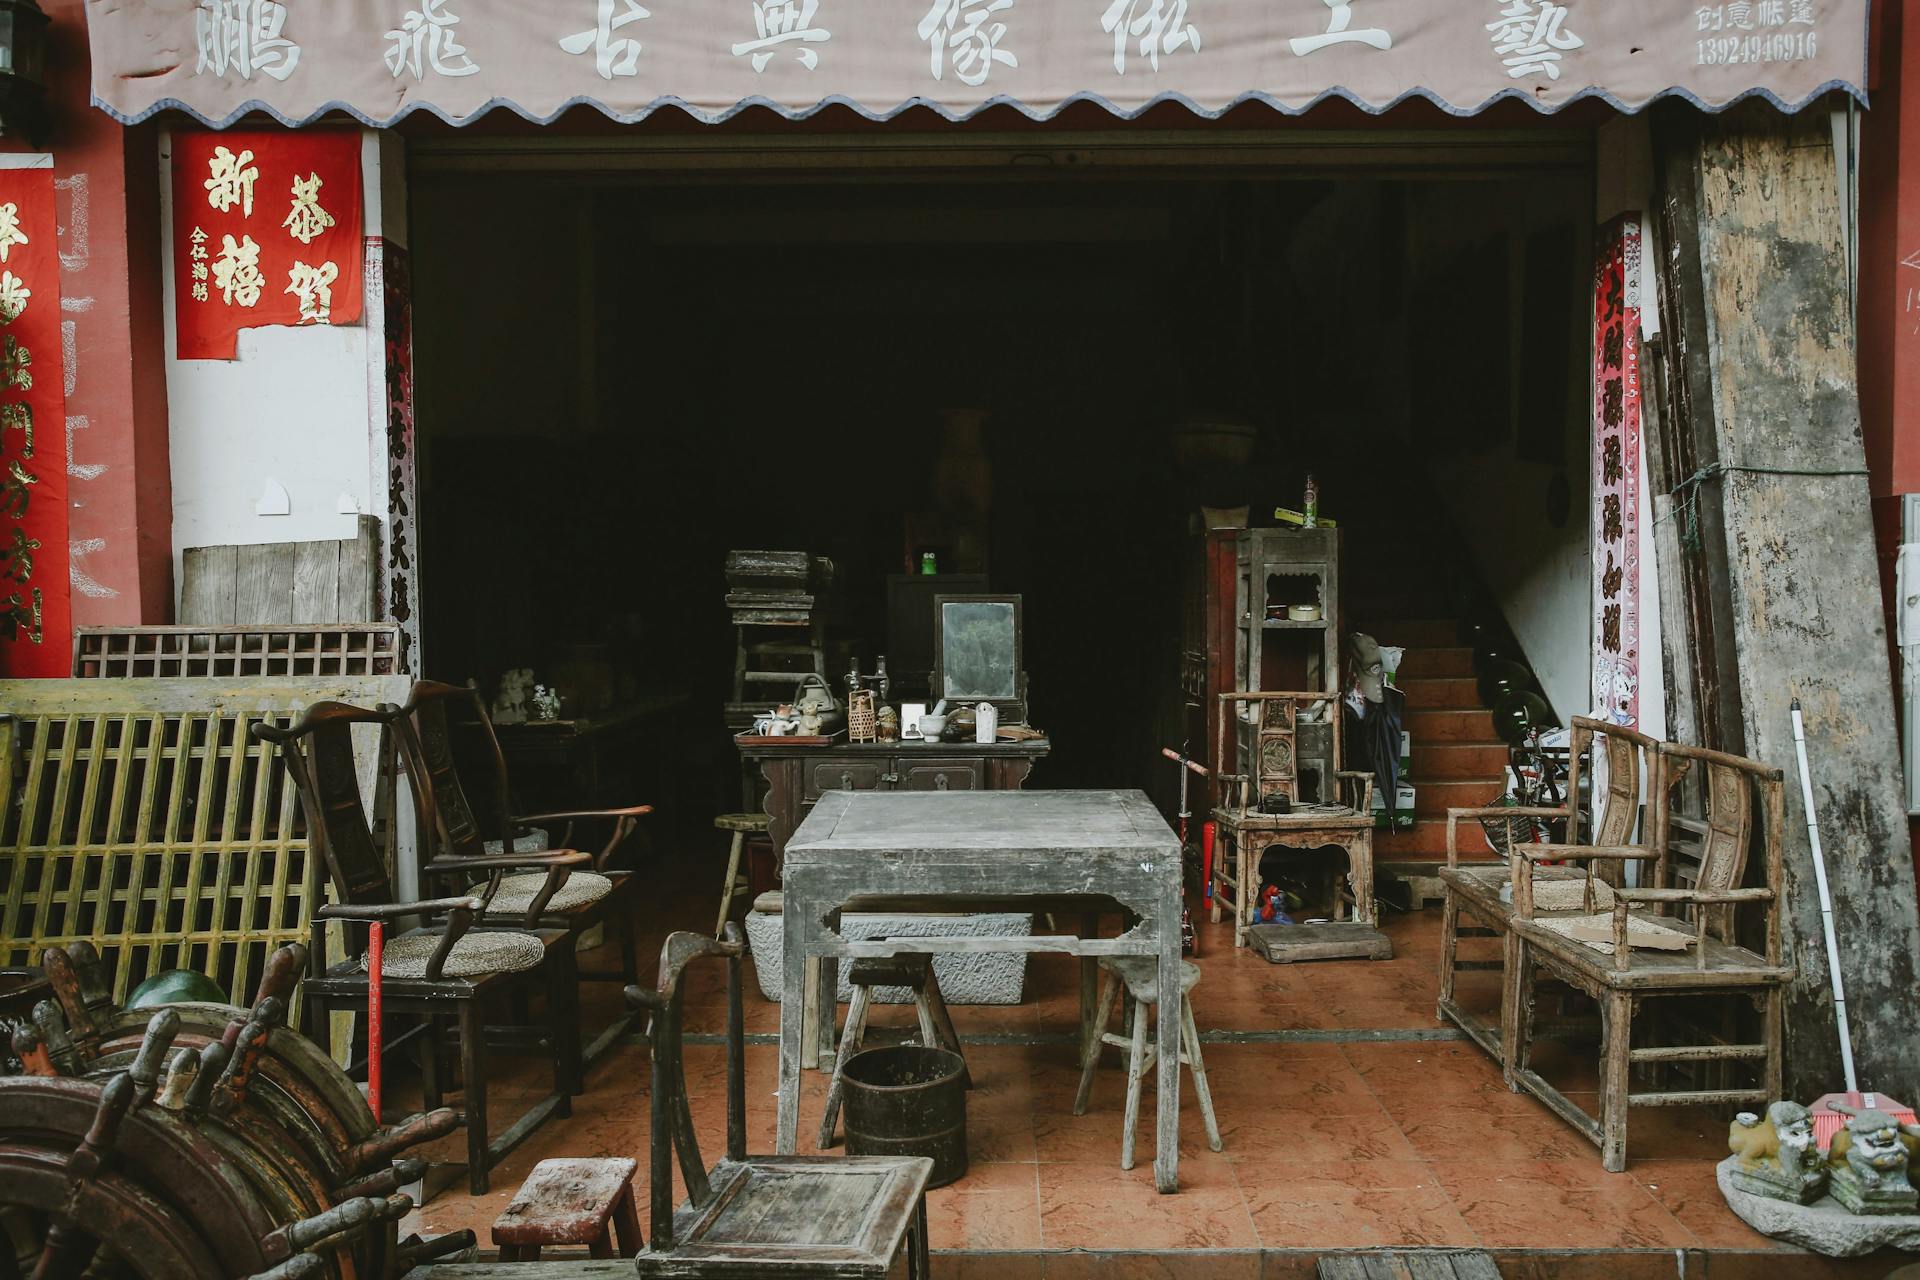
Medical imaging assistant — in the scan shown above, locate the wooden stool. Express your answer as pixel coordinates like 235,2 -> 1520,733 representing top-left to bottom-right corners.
818,953 -> 971,1148
492,1157 -> 642,1262
714,812 -> 771,936
1073,956 -> 1222,1170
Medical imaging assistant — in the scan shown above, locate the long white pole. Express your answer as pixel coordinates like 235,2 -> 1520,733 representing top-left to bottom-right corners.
1790,698 -> 1858,1093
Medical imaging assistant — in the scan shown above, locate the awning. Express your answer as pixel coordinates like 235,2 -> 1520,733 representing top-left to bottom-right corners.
87,1 -> 1868,129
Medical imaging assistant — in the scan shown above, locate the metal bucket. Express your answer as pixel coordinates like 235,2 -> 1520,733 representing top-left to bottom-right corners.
841,1045 -> 968,1188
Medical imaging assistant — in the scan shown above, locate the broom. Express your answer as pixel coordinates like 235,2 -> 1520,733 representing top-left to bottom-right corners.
1790,699 -> 1915,1149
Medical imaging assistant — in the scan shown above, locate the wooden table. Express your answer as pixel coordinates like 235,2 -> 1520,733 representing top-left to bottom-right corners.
778,789 -> 1188,1192
486,693 -> 693,812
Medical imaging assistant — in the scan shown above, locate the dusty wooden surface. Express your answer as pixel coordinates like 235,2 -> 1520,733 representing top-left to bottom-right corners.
1653,101 -> 1920,1100
181,516 -> 378,625
781,790 -> 1185,1192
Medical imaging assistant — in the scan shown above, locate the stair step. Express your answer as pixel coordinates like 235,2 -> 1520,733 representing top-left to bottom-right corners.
1399,677 -> 1481,710
1408,740 -> 1508,779
1407,708 -> 1497,742
1397,646 -> 1475,679
1403,778 -> 1506,813
1355,618 -> 1461,648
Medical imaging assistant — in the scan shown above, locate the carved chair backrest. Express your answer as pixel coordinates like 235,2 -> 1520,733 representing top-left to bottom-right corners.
1565,715 -> 1659,852
1657,741 -> 1780,944
630,927 -> 748,1253
398,680 -> 512,868
1216,691 -> 1342,815
254,702 -> 399,919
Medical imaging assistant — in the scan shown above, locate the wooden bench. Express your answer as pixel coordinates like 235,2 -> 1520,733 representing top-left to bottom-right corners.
493,1158 -> 642,1262
0,675 -> 410,1017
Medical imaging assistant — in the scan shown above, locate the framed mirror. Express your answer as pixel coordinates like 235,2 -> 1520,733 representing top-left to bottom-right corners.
933,594 -> 1024,714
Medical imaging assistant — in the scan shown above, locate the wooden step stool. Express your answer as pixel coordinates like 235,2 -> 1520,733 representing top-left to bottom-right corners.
1074,955 -> 1222,1171
818,952 -> 971,1148
492,1157 -> 642,1262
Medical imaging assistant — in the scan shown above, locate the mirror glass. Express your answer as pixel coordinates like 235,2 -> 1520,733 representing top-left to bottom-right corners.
939,600 -> 1018,700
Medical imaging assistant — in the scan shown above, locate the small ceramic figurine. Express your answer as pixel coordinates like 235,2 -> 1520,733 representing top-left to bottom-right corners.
492,669 -> 534,724
530,684 -> 562,721
1727,1101 -> 1828,1204
877,705 -> 900,742
1828,1109 -> 1920,1215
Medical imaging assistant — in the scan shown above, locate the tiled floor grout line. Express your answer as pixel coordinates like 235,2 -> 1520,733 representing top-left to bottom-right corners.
1336,1036 -> 1483,1252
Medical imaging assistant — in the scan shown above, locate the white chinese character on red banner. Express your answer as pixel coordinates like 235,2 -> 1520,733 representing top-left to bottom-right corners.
211,233 -> 265,307
282,173 -> 335,245
386,0 -> 480,78
559,0 -> 651,78
194,0 -> 302,82
0,272 -> 29,325
1101,0 -> 1200,74
1487,0 -> 1583,80
1290,0 -> 1389,55
204,146 -> 259,217
918,0 -> 1018,86
733,0 -> 830,72
285,260 -> 338,324
0,204 -> 28,264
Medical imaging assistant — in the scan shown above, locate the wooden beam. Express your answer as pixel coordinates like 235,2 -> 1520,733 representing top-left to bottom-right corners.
1650,100 -> 1920,1101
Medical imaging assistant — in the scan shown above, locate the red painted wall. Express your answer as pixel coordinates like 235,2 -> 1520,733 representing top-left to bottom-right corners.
0,0 -> 172,631
1858,0 -> 1920,877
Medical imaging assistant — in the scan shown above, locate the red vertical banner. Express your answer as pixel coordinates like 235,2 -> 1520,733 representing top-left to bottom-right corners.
0,165 -> 69,677
1592,215 -> 1643,730
172,129 -> 363,360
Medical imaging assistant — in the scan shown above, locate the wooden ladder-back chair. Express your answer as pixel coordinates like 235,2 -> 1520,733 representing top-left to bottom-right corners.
1506,740 -> 1789,1171
625,925 -> 933,1277
1210,691 -> 1376,947
1437,715 -> 1660,1068
252,701 -> 588,1194
395,679 -> 650,1066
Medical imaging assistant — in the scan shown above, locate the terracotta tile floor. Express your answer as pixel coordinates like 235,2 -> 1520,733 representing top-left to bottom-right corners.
388,856 -> 1896,1275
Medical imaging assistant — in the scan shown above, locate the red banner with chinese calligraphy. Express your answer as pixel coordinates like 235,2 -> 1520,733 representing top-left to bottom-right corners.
1592,215 -> 1643,730
173,129 -> 363,360
0,165 -> 68,677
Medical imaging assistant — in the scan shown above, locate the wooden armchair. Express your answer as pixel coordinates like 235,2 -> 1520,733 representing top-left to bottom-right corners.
252,701 -> 586,1195
1506,740 -> 1790,1171
1437,715 -> 1660,1066
1210,691 -> 1377,948
394,679 -> 650,1066
625,925 -> 933,1277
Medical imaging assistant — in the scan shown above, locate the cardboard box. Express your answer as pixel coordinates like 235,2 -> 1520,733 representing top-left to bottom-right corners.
1372,783 -> 1416,832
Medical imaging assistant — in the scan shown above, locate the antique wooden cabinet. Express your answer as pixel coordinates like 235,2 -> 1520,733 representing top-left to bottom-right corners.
738,739 -> 1051,872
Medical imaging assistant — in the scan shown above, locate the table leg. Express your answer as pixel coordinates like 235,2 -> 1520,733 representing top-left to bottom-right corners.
817,911 -> 841,1069
1078,912 -> 1099,1068
801,957 -> 821,1071
777,887 -> 808,1155
1153,885 -> 1182,1194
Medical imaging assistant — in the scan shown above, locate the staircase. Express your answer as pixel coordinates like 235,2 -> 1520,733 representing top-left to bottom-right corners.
1361,618 -> 1508,862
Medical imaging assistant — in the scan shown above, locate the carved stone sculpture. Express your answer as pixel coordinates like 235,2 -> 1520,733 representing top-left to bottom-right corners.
1828,1109 -> 1920,1215
1728,1101 -> 1828,1204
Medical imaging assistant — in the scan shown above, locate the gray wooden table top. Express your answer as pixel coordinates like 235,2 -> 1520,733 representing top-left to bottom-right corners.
786,789 -> 1178,862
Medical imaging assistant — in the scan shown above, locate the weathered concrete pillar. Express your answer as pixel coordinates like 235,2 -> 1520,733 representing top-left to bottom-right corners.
1652,101 -> 1920,1100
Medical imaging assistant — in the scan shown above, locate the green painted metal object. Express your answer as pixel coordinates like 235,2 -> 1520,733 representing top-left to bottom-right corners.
127,969 -> 228,1009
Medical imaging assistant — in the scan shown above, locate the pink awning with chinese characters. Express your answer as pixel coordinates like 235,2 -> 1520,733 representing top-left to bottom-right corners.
86,0 -> 1866,129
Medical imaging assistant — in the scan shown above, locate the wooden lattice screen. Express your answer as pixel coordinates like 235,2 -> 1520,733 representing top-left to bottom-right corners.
74,625 -> 402,679
0,676 -> 411,1011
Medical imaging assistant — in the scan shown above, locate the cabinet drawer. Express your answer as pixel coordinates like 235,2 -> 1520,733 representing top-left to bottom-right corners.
806,760 -> 889,800
896,758 -> 983,792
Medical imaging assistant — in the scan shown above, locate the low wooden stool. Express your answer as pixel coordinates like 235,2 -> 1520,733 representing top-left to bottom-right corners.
714,812 -> 771,936
492,1157 -> 642,1262
818,952 -> 971,1147
1073,956 -> 1222,1170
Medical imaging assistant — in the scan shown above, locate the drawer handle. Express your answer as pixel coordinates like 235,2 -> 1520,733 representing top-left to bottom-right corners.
880,772 -> 900,786
839,771 -> 855,791
934,774 -> 950,791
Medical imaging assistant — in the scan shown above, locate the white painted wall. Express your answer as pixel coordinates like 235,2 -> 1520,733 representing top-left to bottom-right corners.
159,130 -> 396,605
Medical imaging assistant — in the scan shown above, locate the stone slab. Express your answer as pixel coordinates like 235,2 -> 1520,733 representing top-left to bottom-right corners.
1716,1156 -> 1920,1257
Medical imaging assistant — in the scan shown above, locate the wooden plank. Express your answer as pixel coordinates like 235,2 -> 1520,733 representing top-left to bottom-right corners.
1250,922 -> 1393,964
1315,1259 -> 1372,1280
338,516 -> 379,621
292,539 -> 341,623
232,542 -> 295,625
180,543 -> 238,625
